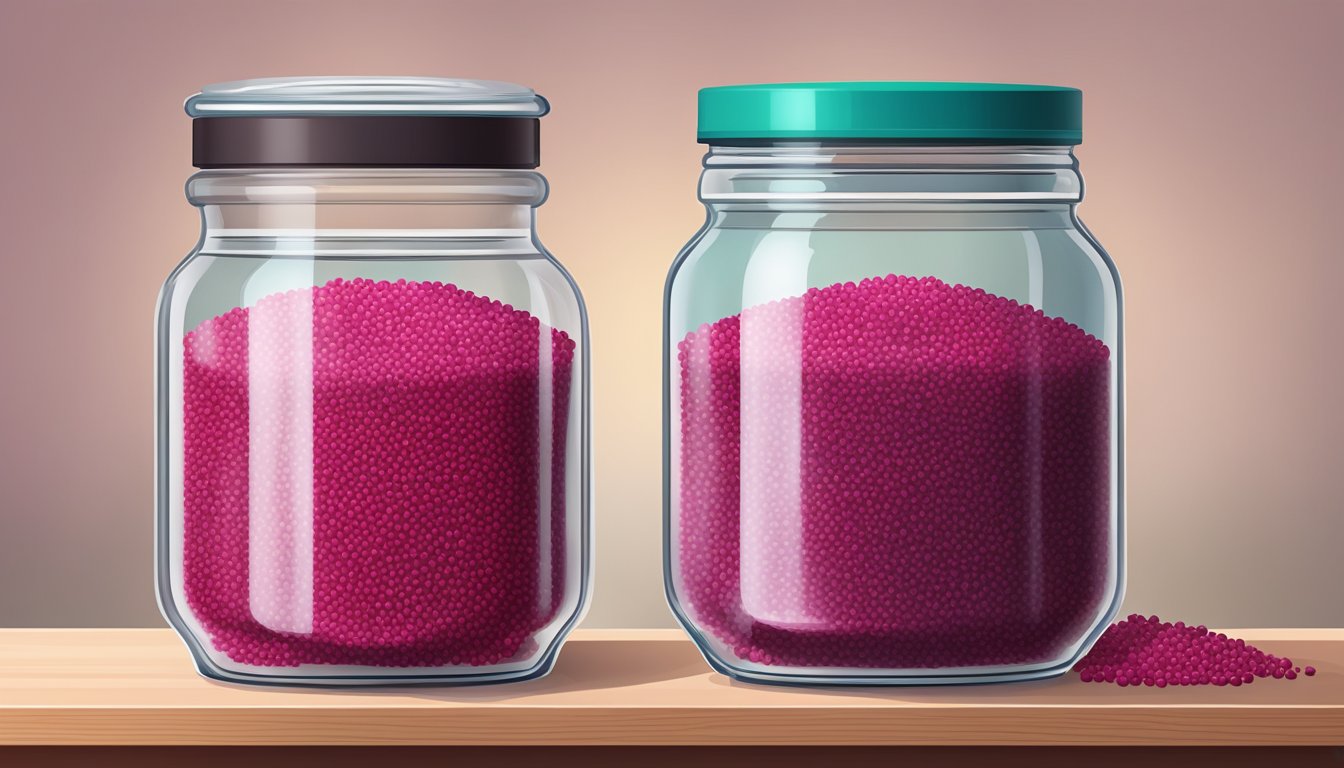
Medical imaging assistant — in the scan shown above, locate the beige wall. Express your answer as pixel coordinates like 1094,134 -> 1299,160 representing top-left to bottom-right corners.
0,0 -> 1340,629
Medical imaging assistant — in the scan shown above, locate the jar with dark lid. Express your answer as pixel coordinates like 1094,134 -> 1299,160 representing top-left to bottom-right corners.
665,82 -> 1123,685
156,77 -> 590,685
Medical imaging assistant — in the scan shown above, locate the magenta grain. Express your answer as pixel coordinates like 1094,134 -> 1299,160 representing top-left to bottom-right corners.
1076,614 -> 1310,686
182,278 -> 574,668
676,275 -> 1112,669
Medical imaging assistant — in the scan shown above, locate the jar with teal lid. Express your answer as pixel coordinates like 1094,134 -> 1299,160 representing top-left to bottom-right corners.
664,82 -> 1123,685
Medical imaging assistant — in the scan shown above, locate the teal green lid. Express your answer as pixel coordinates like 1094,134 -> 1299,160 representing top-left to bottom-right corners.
697,82 -> 1081,145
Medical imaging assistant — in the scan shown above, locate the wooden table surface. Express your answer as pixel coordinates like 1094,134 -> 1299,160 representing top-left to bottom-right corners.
1,628 -> 1341,747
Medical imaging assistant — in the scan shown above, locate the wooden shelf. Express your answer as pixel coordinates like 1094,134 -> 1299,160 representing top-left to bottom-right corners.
1,628 -> 1341,747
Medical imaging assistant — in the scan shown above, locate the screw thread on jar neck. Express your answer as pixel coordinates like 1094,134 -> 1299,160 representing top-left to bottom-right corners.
188,168 -> 548,250
700,143 -> 1082,205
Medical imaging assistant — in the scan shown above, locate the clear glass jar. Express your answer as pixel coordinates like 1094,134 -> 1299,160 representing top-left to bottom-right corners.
665,83 -> 1122,685
156,78 -> 589,685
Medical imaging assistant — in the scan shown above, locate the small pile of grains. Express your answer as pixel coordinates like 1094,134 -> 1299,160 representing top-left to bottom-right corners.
1076,614 -> 1318,686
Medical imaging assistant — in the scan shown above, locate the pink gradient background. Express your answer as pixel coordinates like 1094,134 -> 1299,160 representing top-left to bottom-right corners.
0,0 -> 1340,629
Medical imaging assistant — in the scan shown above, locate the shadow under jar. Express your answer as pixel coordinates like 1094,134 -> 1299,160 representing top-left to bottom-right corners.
664,82 -> 1123,685
156,78 -> 590,685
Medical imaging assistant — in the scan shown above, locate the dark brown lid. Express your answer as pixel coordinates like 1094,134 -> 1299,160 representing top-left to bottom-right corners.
192,116 -> 540,168
186,77 -> 548,169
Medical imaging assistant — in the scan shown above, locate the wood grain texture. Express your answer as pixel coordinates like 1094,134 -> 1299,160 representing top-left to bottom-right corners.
0,629 -> 1341,747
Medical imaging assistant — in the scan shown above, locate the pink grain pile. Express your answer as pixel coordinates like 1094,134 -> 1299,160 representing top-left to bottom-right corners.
677,275 -> 1112,669
1077,614 -> 1316,686
183,277 -> 573,668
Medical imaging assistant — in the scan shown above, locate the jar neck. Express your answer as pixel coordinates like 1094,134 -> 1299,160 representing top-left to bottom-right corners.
699,144 -> 1082,207
188,169 -> 547,253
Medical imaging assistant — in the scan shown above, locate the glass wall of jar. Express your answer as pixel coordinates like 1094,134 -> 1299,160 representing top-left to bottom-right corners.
665,83 -> 1122,685
157,79 -> 589,685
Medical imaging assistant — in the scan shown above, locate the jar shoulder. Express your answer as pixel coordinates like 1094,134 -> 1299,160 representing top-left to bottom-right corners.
160,248 -> 587,340
666,208 -> 1120,341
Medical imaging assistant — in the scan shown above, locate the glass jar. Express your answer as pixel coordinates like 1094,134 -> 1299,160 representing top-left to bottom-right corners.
156,78 -> 590,685
665,82 -> 1123,685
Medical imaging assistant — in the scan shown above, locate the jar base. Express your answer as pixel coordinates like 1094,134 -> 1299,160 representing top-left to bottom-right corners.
700,651 -> 1073,687
185,648 -> 564,688
684,630 -> 1081,687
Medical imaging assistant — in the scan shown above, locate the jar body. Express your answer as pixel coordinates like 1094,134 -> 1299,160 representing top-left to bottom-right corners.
665,145 -> 1122,684
157,170 -> 589,685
